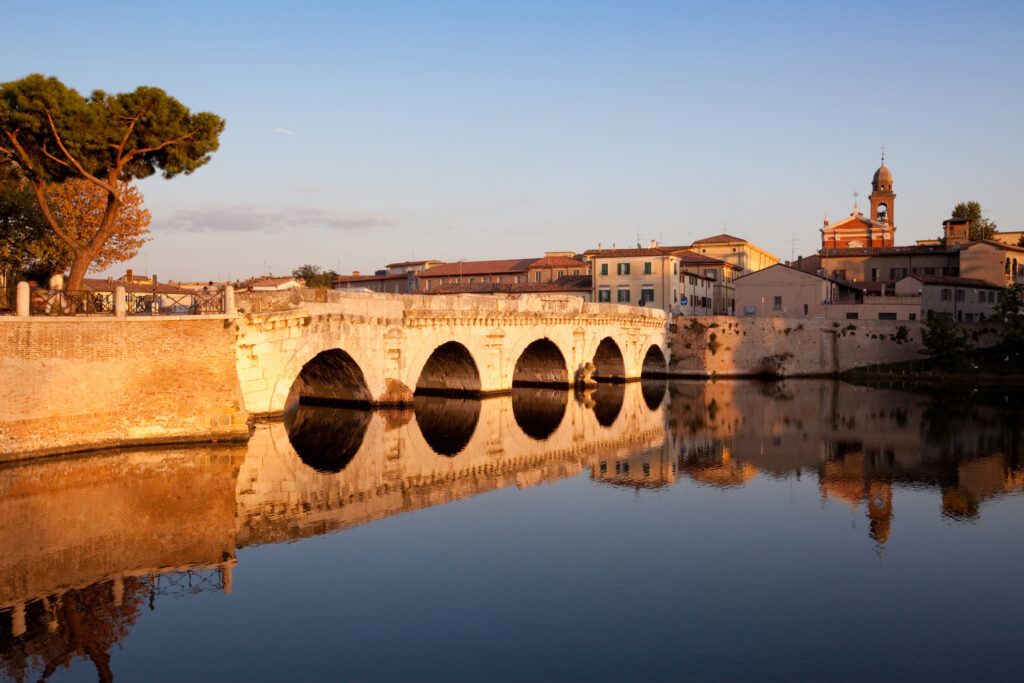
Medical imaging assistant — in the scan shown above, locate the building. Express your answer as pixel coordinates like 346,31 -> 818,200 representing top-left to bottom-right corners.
893,274 -> 1003,322
427,274 -> 592,301
678,270 -> 715,316
334,260 -> 443,294
673,250 -> 742,315
688,234 -> 778,273
820,156 -> 897,249
585,244 -> 683,313
734,263 -> 858,318
415,253 -> 589,293
239,275 -> 305,291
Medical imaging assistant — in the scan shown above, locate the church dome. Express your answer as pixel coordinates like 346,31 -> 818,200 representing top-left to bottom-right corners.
872,161 -> 893,190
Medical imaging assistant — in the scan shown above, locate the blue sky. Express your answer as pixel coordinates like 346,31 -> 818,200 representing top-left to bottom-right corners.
4,0 -> 1022,280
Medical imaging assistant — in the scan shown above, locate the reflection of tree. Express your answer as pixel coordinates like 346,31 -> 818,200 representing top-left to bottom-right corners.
0,577 -> 146,682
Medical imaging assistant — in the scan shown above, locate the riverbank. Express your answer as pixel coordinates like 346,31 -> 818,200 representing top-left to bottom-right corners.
842,350 -> 1024,390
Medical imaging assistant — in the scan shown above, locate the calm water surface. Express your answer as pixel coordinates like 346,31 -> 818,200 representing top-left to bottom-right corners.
1,380 -> 1022,681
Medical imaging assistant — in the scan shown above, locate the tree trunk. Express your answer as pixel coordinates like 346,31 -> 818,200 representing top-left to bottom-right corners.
65,250 -> 94,291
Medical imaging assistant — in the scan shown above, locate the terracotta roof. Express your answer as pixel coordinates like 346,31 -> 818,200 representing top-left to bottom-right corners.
584,247 -> 683,258
973,240 -> 1024,254
906,274 -> 1001,288
671,250 -> 739,269
529,255 -> 589,268
823,213 -> 892,231
419,258 -> 536,277
82,278 -> 191,294
428,275 -> 592,295
334,273 -> 407,284
819,245 -> 958,257
386,260 -> 438,267
691,233 -> 748,245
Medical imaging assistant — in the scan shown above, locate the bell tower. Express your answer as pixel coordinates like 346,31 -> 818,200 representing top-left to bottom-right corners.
869,153 -> 895,227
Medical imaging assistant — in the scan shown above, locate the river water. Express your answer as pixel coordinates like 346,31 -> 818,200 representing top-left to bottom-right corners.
1,380 -> 1022,681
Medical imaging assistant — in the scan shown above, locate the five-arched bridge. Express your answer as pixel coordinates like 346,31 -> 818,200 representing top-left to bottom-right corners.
233,291 -> 669,417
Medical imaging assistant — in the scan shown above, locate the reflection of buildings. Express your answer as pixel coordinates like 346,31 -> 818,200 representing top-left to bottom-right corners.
663,379 -> 1024,546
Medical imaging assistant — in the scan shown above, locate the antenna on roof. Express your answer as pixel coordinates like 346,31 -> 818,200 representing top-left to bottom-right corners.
789,233 -> 798,261
881,144 -> 885,164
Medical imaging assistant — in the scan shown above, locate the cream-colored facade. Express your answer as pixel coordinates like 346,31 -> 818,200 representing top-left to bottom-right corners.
894,275 -> 1002,322
734,264 -> 847,318
677,271 -> 714,316
589,248 -> 682,313
689,234 -> 779,273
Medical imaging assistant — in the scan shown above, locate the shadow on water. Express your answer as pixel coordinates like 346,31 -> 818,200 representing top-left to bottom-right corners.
641,379 -> 667,411
285,402 -> 372,473
512,387 -> 568,441
591,382 -> 625,427
413,395 -> 480,456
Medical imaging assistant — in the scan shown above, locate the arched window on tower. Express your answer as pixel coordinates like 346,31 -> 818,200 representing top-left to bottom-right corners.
877,203 -> 888,222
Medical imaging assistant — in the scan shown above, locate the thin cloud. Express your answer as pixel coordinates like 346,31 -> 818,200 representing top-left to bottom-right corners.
158,205 -> 395,233
272,128 -> 295,135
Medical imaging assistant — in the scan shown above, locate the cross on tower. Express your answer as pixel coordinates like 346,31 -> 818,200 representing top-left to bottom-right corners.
853,190 -> 859,211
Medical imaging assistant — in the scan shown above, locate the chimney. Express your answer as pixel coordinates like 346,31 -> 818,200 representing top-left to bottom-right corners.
650,239 -> 657,248
126,269 -> 133,282
598,242 -> 602,250
352,270 -> 360,276
797,255 -> 803,270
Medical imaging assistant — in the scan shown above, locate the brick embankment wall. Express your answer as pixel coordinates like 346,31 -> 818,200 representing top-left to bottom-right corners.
668,316 -> 1001,376
0,317 -> 249,461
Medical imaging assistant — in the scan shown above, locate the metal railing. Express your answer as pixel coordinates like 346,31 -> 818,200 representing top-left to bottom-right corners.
25,288 -> 226,316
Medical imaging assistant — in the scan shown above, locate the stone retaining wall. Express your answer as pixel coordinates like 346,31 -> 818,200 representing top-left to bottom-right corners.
668,316 -> 1001,376
0,316 -> 249,461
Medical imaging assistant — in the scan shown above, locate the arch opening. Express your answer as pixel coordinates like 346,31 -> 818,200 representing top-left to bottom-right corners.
513,338 -> 570,388
641,345 -> 668,379
512,387 -> 568,440
414,395 -> 480,456
287,348 -> 372,408
641,379 -> 668,411
591,382 -> 625,427
415,342 -> 482,397
285,404 -> 372,473
592,337 -> 626,382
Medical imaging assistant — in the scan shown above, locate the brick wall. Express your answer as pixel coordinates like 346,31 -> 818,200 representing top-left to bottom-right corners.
668,316 -> 1001,376
0,317 -> 249,460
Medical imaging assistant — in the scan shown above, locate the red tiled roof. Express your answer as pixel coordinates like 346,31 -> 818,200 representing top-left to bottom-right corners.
529,255 -> 589,268
428,275 -> 592,295
334,273 -> 407,284
386,260 -> 438,267
583,246 -> 688,257
671,250 -> 739,269
419,258 -> 537,277
906,274 -> 1001,288
691,233 -> 748,245
819,245 -> 958,257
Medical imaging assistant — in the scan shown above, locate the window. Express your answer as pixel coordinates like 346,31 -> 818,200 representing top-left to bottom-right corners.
641,286 -> 655,303
846,312 -> 859,319
890,268 -> 907,280
514,275 -> 521,283
909,313 -> 916,320
558,270 -> 564,278
956,289 -> 965,302
673,262 -> 678,275
705,269 -> 715,280
600,263 -> 608,276
871,268 -> 878,282
617,263 -> 630,275
643,261 -> 652,275
803,304 -> 808,316
481,277 -> 487,283
673,288 -> 677,302
497,276 -> 503,283
426,280 -> 432,291
773,296 -> 782,311
468,277 -> 474,283
617,288 -> 630,303
598,287 -> 611,302
878,312 -> 897,320
988,291 -> 995,303
535,271 -> 541,283
689,276 -> 695,285
940,288 -> 952,301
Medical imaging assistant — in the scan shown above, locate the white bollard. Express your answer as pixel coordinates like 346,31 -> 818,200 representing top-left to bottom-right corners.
224,285 -> 235,315
16,281 -> 30,316
114,286 -> 126,316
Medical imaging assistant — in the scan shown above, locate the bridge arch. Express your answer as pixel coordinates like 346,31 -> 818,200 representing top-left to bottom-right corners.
286,348 -> 372,407
592,337 -> 626,382
414,341 -> 482,397
284,404 -> 372,473
513,338 -> 570,387
512,387 -> 568,440
413,395 -> 480,456
641,344 -> 668,378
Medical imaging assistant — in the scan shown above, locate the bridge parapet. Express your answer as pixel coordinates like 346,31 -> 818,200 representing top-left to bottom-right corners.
234,290 -> 668,416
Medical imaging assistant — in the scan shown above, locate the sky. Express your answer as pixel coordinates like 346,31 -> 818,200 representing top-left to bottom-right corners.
3,0 -> 1023,281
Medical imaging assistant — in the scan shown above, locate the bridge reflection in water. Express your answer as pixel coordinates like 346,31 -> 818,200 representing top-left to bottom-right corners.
1,380 -> 1023,679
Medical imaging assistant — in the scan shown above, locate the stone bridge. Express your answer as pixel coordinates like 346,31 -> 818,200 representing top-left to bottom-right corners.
233,291 -> 669,417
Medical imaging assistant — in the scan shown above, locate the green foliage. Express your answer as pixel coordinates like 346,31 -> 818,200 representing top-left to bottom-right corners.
0,174 -> 66,278
292,264 -> 339,289
0,74 -> 224,289
951,201 -> 997,241
920,313 -> 972,370
993,284 -> 1024,362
